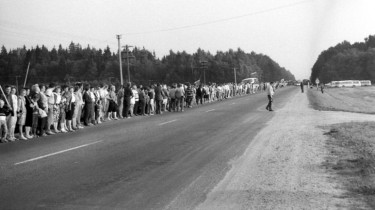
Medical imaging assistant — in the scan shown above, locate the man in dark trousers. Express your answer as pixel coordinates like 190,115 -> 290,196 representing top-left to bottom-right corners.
266,82 -> 275,111
154,83 -> 164,114
300,82 -> 304,93
82,84 -> 93,126
196,84 -> 204,105
123,82 -> 133,118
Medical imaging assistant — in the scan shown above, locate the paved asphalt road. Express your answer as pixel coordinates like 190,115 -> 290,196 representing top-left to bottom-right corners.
0,86 -> 297,210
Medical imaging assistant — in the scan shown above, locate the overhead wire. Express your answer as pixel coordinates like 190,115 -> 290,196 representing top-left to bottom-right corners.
0,20 -> 117,47
0,0 -> 314,47
124,0 -> 314,35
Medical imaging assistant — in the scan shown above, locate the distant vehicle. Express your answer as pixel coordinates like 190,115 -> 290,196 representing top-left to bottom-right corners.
241,77 -> 259,89
325,82 -> 333,87
294,82 -> 300,86
335,80 -> 361,88
330,81 -> 340,87
242,77 -> 258,84
360,80 -> 372,86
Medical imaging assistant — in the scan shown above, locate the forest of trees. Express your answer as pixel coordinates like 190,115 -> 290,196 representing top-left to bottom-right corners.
0,42 -> 295,87
310,35 -> 375,84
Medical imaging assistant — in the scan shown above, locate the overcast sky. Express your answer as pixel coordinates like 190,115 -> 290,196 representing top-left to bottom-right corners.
1,0 -> 374,80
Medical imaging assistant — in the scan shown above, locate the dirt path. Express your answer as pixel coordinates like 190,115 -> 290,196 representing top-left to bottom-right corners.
196,89 -> 375,210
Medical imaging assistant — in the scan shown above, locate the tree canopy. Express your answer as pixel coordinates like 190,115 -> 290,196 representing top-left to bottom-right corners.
310,35 -> 375,84
0,42 -> 295,87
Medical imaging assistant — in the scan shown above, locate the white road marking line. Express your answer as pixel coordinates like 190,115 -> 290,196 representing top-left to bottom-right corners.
14,140 -> 103,165
205,109 -> 215,112
158,119 -> 177,125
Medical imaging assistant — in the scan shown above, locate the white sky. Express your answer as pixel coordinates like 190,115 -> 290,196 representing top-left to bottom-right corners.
1,0 -> 374,80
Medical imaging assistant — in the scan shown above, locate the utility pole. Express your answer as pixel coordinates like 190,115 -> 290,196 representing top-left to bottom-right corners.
124,45 -> 134,83
200,60 -> 208,84
233,68 -> 237,84
116,35 -> 123,86
23,62 -> 30,88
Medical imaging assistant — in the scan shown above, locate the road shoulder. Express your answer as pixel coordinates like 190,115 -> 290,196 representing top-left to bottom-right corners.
196,90 -> 375,209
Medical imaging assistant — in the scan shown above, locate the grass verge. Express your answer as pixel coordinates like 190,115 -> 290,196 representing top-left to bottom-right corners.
307,87 -> 375,114
322,122 -> 375,209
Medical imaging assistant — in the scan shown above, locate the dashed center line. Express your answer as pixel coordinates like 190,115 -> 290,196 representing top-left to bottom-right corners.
158,119 -> 177,125
15,140 -> 103,165
205,109 -> 215,112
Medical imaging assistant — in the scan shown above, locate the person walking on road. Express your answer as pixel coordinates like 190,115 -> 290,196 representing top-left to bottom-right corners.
266,82 -> 275,111
300,82 -> 304,93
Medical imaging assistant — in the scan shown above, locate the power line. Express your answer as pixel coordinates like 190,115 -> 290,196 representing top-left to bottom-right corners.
0,21 -> 117,46
124,0 -> 314,36
1,0 -> 313,48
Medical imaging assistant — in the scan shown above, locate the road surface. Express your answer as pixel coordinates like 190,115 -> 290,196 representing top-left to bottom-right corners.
0,87 -> 296,210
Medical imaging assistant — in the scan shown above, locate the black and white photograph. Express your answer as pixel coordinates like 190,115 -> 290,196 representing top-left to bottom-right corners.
1,0 -> 375,209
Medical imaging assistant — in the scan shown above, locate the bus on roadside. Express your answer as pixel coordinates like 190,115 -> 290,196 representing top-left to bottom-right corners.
334,80 -> 361,88
360,80 -> 372,86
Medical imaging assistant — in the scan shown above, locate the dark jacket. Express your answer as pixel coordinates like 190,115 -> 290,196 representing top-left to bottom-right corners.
154,86 -> 164,101
83,91 -> 93,105
196,87 -> 204,97
0,106 -> 11,117
124,87 -> 133,99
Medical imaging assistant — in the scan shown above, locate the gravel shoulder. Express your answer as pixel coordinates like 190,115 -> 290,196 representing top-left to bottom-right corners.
196,88 -> 375,210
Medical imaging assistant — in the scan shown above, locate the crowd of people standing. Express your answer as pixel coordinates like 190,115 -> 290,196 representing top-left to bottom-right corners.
0,81 -> 268,143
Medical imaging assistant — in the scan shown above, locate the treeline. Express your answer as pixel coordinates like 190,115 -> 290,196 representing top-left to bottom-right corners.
0,42 -> 295,87
310,35 -> 375,84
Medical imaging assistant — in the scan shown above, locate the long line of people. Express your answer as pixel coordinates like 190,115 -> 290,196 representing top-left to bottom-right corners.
0,81 -> 265,143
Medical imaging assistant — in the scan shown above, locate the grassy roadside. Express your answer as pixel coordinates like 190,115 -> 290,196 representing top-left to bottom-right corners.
322,122 -> 375,209
307,86 -> 375,114
306,86 -> 375,208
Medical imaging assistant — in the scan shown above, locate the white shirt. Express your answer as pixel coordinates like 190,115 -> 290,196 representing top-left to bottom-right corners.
54,93 -> 61,104
131,89 -> 137,104
90,91 -> 96,102
267,84 -> 274,96
11,94 -> 18,115
71,93 -> 76,103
